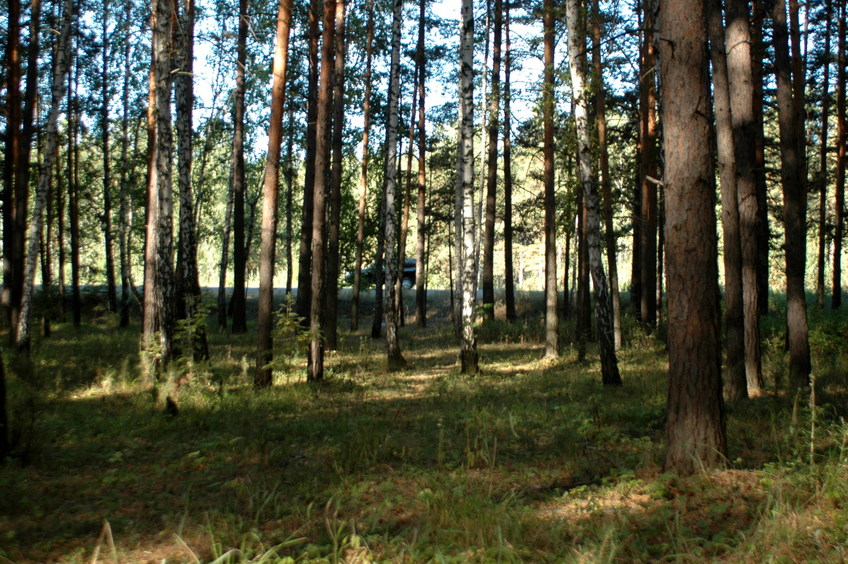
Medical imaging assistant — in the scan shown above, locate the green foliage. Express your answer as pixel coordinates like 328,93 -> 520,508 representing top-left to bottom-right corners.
262,295 -> 310,380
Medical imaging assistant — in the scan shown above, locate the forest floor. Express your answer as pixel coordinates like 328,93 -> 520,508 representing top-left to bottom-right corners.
2,289 -> 848,562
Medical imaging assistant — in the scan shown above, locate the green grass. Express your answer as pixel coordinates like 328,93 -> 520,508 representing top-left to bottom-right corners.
2,294 -> 848,562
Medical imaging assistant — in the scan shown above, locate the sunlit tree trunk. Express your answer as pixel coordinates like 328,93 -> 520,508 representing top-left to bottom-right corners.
773,0 -> 811,388
351,0 -> 374,331
415,0 -> 428,327
307,0 -> 337,382
658,0 -> 727,475
255,0 -> 293,389
482,0 -> 502,322
458,0 -> 478,373
16,0 -> 73,352
502,1 -> 516,322
542,0 -> 558,359
726,0 -> 764,395
229,0 -> 249,334
706,0 -> 745,400
565,0 -> 620,385
383,0 -> 406,370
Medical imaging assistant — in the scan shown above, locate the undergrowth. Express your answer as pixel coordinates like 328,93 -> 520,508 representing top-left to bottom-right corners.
1,293 -> 848,563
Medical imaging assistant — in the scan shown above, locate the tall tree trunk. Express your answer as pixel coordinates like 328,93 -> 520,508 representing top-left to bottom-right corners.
383,0 -> 406,370
229,0 -> 249,334
16,0 -> 74,351
69,44 -> 82,328
295,0 -> 321,321
502,0 -> 516,322
658,0 -> 727,475
726,0 -> 764,395
833,3 -> 846,309
255,0 -> 293,389
772,0 -> 811,388
706,0 -> 745,400
307,0 -> 337,382
154,0 -> 176,365
576,188 -> 590,361
752,0 -> 770,314
3,0 -> 23,335
118,0 -> 133,328
325,0 -> 347,350
482,0 -> 502,322
284,109 -> 295,295
100,2 -> 117,313
351,0 -> 374,332
565,0 -> 620,385
415,0 -> 428,327
458,0 -> 478,373
816,0 -> 833,309
639,0 -> 658,331
542,0 -> 558,359
216,174 -> 234,328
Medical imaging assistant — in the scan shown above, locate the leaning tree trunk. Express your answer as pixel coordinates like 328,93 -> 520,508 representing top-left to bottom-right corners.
16,0 -> 74,352
383,0 -> 406,370
773,0 -> 811,388
351,0 -> 374,332
255,0 -> 293,389
706,0 -> 746,400
458,0 -> 478,373
229,0 -> 249,334
307,0 -> 337,382
726,0 -> 764,395
482,0 -> 502,322
658,0 -> 727,475
565,0 -> 620,385
542,0 -> 558,359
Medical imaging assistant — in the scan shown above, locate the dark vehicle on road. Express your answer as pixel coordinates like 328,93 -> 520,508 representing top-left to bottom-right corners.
347,258 -> 416,289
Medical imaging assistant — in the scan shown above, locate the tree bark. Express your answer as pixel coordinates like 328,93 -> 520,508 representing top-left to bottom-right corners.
325,0 -> 347,351
565,0 -> 620,385
752,0 -> 770,314
255,0 -> 293,389
415,0 -> 428,328
118,0 -> 133,328
16,0 -> 73,351
307,0 -> 337,382
503,1 -> 516,322
706,0 -> 745,400
658,0 -> 727,475
69,44 -> 82,328
833,2 -> 846,309
383,0 -> 406,370
773,0 -> 811,388
639,0 -> 658,331
100,2 -> 117,314
726,0 -> 764,395
295,0 -> 321,321
482,0 -> 502,322
816,0 -> 833,309
543,0 -> 558,359
592,0 -> 621,351
351,0 -> 374,331
229,0 -> 250,334
458,0 -> 478,373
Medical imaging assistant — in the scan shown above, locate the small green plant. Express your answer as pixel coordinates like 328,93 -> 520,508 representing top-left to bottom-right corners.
263,295 -> 310,379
